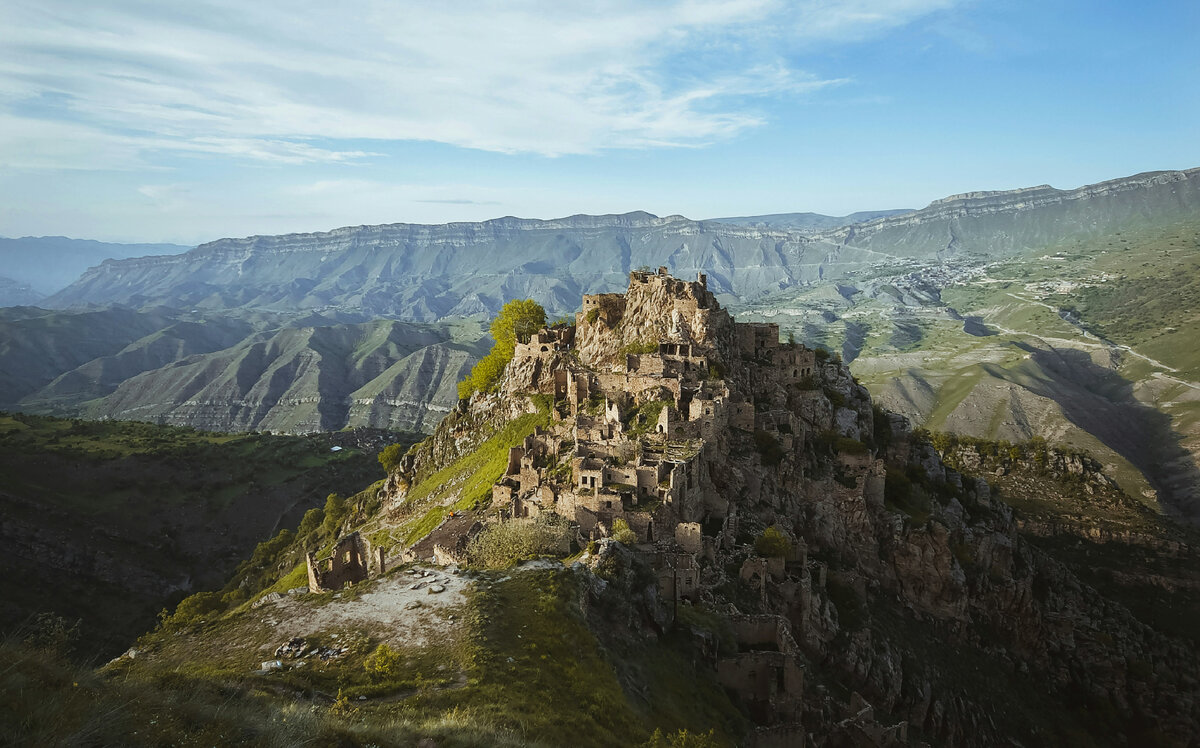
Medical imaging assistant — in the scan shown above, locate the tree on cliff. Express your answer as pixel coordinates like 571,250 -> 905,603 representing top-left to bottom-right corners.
378,443 -> 405,474
458,298 -> 546,399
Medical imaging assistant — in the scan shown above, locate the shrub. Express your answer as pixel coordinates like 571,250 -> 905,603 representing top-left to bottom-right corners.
835,437 -> 868,455
164,590 -> 223,626
753,430 -> 785,466
364,643 -> 404,681
611,518 -> 637,546
620,339 -> 658,356
754,526 -> 791,558
297,507 -> 323,537
321,493 -> 349,536
378,443 -> 405,474
827,577 -> 867,631
586,307 -> 601,324
643,728 -> 723,748
466,515 -> 573,569
871,404 -> 892,450
884,468 -> 912,505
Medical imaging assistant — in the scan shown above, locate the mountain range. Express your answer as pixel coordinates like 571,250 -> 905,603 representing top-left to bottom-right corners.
46,168 -> 1199,319
0,236 -> 191,302
3,167 -> 1199,520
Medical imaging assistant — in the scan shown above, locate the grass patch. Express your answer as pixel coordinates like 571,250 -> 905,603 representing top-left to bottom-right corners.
395,405 -> 552,546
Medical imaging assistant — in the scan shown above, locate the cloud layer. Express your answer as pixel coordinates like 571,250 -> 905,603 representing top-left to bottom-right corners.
0,0 -> 955,166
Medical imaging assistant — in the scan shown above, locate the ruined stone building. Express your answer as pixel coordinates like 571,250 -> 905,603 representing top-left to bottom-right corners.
305,532 -> 385,592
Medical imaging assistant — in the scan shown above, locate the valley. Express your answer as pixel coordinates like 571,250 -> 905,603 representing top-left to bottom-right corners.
737,217 -> 1200,521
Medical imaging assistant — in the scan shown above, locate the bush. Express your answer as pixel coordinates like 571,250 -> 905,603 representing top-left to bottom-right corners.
321,493 -> 349,536
378,443 -> 405,474
643,728 -> 723,748
466,515 -> 573,569
827,577 -> 867,631
297,507 -> 323,537
611,518 -> 637,546
753,430 -> 785,466
620,339 -> 658,356
754,526 -> 791,558
835,437 -> 868,455
164,591 -> 223,626
871,404 -> 892,450
364,643 -> 404,681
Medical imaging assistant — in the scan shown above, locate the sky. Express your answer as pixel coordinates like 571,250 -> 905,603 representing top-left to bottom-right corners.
0,0 -> 1197,245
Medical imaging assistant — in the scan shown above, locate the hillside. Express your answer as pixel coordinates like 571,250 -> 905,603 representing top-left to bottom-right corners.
706,209 -> 913,231
737,216 -> 1200,521
3,168 -> 1196,517
0,307 -> 487,434
14,271 -> 1197,747
0,276 -> 42,306
0,412 -> 416,659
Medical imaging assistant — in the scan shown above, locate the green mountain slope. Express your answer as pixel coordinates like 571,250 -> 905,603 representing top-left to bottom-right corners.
0,412 -> 408,659
738,217 -> 1200,521
0,308 -> 490,434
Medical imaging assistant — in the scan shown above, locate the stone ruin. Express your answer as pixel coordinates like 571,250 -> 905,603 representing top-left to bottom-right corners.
384,268 -> 898,741
305,531 -> 386,593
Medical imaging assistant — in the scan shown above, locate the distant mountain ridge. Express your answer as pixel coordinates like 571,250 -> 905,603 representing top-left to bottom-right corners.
46,168 -> 1200,322
707,208 -> 913,231
0,276 -> 42,306
0,236 -> 191,298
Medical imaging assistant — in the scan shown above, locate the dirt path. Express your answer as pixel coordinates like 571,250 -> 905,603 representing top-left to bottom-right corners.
256,565 -> 471,648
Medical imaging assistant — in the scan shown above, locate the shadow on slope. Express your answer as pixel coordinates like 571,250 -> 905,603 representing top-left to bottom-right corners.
996,344 -> 1200,520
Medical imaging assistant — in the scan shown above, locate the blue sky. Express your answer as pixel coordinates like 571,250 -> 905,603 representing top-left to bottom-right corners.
0,0 -> 1197,244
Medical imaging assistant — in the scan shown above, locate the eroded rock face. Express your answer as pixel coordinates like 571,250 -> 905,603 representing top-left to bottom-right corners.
378,270 -> 1200,745
575,270 -> 736,369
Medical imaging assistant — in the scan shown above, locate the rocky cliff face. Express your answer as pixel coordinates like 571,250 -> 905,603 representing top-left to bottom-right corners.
372,271 -> 1200,745
816,167 -> 1200,259
46,169 -> 1200,322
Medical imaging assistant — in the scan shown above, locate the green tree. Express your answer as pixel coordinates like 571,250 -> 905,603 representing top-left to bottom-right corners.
754,525 -> 791,558
378,443 -> 405,474
297,507 -> 323,537
321,493 -> 349,536
458,298 -> 547,399
611,517 -> 637,545
490,298 -> 546,355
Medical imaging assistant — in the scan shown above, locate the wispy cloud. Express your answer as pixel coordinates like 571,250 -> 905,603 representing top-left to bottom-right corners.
0,1 -> 958,167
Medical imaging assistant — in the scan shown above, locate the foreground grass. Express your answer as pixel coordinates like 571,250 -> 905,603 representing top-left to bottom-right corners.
23,565 -> 744,747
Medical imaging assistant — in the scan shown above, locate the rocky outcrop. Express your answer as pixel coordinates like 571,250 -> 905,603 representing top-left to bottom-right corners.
374,270 -> 1200,745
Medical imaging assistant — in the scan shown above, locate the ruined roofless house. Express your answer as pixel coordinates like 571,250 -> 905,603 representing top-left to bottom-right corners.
305,531 -> 386,592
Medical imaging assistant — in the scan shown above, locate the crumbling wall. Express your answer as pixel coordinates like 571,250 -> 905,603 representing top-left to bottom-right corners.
307,532 -> 372,592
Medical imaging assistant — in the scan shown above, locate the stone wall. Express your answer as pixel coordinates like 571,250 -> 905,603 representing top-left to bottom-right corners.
306,532 -> 372,592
